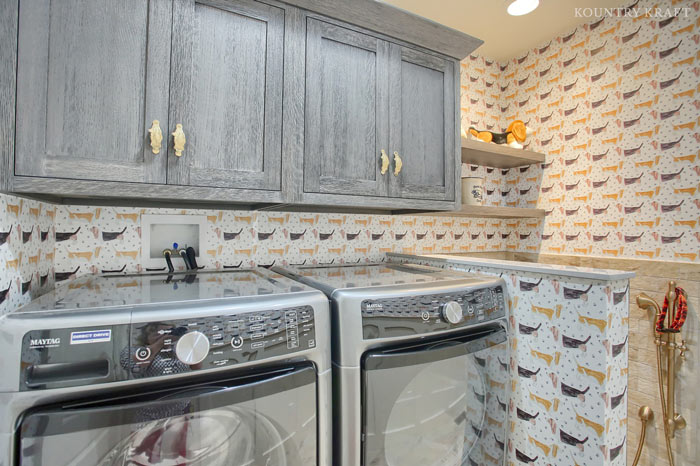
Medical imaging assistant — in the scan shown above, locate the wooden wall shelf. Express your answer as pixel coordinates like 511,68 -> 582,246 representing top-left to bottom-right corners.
415,205 -> 546,219
461,137 -> 545,168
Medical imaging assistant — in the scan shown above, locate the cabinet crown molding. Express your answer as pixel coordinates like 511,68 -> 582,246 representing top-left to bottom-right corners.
278,0 -> 482,59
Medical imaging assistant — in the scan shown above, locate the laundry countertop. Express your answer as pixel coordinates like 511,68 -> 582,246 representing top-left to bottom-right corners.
387,252 -> 635,281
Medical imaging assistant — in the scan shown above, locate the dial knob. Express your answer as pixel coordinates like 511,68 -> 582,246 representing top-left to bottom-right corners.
441,301 -> 463,325
175,331 -> 210,365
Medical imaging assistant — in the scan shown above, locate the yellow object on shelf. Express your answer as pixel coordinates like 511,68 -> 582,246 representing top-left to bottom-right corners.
468,120 -> 533,149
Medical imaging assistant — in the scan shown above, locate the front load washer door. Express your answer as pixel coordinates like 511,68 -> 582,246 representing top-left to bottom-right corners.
17,364 -> 317,466
361,325 -> 508,466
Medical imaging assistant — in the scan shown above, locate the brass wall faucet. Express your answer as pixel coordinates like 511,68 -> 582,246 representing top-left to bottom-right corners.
635,281 -> 689,466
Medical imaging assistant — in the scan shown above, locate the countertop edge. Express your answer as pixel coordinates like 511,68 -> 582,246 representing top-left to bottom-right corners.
387,253 -> 636,281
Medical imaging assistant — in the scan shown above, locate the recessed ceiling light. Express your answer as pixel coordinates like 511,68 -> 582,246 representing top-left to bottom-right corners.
507,0 -> 539,16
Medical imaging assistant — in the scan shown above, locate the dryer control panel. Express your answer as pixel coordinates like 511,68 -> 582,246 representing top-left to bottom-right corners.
361,286 -> 505,339
130,305 -> 316,377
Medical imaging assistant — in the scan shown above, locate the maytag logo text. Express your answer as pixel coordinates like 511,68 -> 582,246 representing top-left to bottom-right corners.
30,338 -> 61,348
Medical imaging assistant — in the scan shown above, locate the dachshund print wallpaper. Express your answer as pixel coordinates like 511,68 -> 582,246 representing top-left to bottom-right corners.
0,194 -> 55,315
461,0 -> 700,262
0,196 -> 514,313
394,255 -> 630,466
49,206 -> 502,279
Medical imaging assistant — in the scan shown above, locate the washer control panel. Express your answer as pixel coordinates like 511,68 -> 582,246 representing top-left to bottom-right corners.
130,305 -> 316,377
361,286 -> 505,339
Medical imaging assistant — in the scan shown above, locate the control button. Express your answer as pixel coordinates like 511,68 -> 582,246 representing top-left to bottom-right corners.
251,333 -> 265,340
231,336 -> 244,349
421,311 -> 431,321
441,301 -> 463,325
175,331 -> 210,365
251,341 -> 265,349
135,347 -> 151,361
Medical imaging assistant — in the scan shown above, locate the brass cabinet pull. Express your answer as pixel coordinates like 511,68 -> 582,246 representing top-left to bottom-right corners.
172,124 -> 186,157
380,150 -> 389,175
393,151 -> 403,176
148,120 -> 163,154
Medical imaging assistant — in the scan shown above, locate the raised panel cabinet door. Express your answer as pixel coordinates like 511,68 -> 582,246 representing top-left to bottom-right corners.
15,0 -> 171,183
304,19 -> 390,197
388,45 -> 456,201
167,0 -> 284,191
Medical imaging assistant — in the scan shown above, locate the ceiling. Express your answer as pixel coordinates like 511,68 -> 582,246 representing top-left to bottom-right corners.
381,0 -> 629,62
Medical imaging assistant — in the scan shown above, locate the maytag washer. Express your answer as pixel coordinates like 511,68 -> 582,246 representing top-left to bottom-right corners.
0,268 -> 331,466
273,262 -> 510,466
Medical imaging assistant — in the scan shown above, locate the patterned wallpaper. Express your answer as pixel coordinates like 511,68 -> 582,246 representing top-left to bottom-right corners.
461,0 -> 700,262
50,205 -> 514,278
0,194 -> 54,315
1,191 -> 521,315
394,255 -> 630,465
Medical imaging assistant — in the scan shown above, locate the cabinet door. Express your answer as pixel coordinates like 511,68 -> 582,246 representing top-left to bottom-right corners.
389,45 -> 456,201
167,0 -> 284,191
304,19 -> 390,197
15,0 -> 171,183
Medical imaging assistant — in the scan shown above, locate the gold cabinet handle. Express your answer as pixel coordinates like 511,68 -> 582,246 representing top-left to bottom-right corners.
380,149 -> 389,175
393,151 -> 403,176
172,123 -> 186,157
148,120 -> 163,154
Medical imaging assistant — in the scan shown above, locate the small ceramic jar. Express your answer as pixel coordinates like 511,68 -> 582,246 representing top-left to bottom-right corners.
461,177 -> 484,205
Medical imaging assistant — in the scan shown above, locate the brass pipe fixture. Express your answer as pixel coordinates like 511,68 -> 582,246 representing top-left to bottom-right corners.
631,406 -> 653,466
636,281 -> 688,466
663,281 -> 686,440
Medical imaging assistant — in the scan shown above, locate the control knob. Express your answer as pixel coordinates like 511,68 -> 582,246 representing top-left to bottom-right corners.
441,301 -> 463,324
175,331 -> 210,365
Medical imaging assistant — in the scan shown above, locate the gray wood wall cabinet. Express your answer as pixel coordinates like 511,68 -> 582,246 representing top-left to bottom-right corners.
2,0 -> 480,211
303,19 -> 390,199
168,0 -> 284,191
388,45 -> 456,202
15,0 -> 171,185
